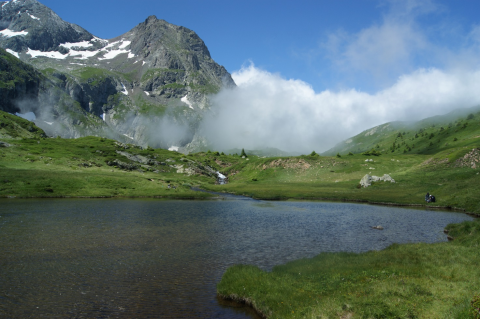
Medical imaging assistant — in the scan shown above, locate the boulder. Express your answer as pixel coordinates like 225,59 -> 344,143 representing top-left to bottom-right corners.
359,174 -> 395,187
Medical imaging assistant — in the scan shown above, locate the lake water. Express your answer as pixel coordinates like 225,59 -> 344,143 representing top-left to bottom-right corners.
0,197 -> 473,318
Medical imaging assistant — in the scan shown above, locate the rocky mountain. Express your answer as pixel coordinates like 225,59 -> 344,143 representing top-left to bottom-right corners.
0,0 -> 235,151
0,0 -> 94,52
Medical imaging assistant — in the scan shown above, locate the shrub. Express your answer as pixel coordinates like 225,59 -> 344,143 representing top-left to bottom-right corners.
454,137 -> 458,142
467,113 -> 475,120
348,152 -> 353,156
310,151 -> 317,156
336,153 -> 341,158
241,148 -> 248,158
362,148 -> 381,156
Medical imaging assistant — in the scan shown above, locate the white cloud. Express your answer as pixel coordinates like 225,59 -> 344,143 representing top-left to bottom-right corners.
202,64 -> 480,153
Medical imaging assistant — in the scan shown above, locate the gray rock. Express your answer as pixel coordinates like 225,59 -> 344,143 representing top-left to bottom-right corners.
0,0 -> 94,52
0,141 -> 12,147
360,174 -> 396,188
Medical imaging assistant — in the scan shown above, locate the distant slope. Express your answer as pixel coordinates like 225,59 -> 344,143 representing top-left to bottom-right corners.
322,106 -> 480,156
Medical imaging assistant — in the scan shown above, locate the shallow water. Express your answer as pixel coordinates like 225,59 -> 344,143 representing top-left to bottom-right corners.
0,198 -> 473,318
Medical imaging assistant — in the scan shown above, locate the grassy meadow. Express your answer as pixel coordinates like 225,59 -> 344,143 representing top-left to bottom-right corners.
2,108 -> 480,318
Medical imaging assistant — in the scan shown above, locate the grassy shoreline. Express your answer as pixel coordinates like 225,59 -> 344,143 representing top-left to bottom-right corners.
217,219 -> 480,318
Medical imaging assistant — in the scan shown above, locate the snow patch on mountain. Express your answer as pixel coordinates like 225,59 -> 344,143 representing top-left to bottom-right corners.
99,49 -> 131,60
119,41 -> 131,49
121,83 -> 128,95
0,29 -> 28,37
61,40 -> 92,49
6,48 -> 19,58
27,13 -> 39,20
27,48 -> 66,59
181,95 -> 194,109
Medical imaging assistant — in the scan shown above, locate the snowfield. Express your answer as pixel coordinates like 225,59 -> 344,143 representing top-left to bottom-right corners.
0,29 -> 28,37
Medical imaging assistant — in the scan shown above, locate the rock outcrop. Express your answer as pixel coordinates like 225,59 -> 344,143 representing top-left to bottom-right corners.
360,174 -> 396,188
455,148 -> 480,169
0,0 -> 94,52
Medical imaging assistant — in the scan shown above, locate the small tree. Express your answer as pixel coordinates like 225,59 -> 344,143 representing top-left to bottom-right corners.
467,113 -> 474,120
310,151 -> 317,156
240,148 -> 247,157
336,153 -> 341,158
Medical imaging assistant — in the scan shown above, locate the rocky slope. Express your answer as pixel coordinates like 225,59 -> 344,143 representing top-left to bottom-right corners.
0,0 -> 235,150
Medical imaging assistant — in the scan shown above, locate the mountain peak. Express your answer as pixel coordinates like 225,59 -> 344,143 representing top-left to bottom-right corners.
0,0 -> 93,52
145,15 -> 158,23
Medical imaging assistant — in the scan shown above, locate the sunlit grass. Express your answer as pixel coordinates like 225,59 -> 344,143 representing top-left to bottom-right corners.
218,220 -> 480,318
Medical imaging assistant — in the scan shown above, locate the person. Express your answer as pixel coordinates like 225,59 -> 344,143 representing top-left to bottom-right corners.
425,192 -> 430,202
430,195 -> 435,203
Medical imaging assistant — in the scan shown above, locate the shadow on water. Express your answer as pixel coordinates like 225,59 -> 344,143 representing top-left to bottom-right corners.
0,198 -> 473,318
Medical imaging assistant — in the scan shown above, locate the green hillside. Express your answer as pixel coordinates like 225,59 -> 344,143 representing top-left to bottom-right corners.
0,111 -> 47,139
323,106 -> 480,156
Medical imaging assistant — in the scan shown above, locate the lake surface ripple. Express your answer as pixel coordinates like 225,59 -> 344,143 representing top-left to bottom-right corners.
0,198 -> 473,318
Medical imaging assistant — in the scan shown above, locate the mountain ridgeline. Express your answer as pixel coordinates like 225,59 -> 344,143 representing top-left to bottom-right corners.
322,106 -> 480,157
0,0 -> 234,150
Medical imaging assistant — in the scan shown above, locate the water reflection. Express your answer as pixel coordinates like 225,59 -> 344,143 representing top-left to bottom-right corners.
0,199 -> 473,318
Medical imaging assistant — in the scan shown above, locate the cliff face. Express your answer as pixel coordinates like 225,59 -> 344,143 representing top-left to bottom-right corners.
0,0 -> 235,150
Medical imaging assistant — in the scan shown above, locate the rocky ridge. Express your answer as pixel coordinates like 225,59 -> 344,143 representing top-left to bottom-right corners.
0,0 -> 235,151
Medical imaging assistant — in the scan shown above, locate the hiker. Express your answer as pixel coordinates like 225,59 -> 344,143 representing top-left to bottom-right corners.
429,195 -> 436,203
425,192 -> 430,202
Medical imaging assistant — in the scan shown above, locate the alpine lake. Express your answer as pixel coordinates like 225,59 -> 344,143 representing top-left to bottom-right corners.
0,195 -> 473,318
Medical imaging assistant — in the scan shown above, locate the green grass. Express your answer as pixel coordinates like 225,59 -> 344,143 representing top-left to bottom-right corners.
0,112 -> 46,139
218,220 -> 480,318
323,107 -> 480,157
203,150 -> 480,215
0,48 -> 45,89
140,68 -> 185,82
0,134 -> 215,199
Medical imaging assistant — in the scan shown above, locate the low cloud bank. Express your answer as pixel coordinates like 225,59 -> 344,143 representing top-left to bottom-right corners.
201,64 -> 480,153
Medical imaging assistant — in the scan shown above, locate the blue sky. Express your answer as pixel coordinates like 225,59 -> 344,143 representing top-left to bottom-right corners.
40,0 -> 480,92
36,0 -> 480,151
